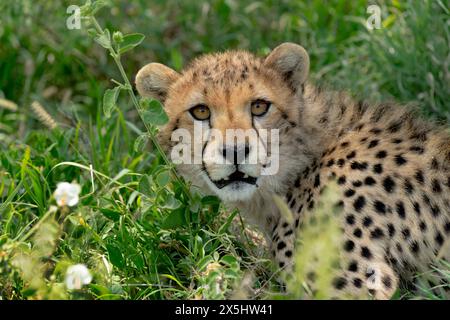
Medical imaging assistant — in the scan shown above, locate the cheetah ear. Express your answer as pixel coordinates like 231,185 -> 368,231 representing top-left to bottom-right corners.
135,63 -> 180,103
264,43 -> 310,90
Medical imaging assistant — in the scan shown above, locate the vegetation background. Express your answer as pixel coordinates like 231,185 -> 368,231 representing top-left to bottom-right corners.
0,0 -> 449,299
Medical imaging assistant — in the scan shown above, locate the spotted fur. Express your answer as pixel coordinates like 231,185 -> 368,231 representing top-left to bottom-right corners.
136,43 -> 450,299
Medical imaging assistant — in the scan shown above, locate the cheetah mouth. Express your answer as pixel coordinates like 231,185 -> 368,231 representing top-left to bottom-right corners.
212,171 -> 257,189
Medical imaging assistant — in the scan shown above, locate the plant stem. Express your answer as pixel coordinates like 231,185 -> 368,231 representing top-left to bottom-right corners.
89,16 -> 191,199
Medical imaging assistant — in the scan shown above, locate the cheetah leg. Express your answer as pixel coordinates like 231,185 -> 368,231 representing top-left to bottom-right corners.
270,225 -> 400,299
297,257 -> 399,300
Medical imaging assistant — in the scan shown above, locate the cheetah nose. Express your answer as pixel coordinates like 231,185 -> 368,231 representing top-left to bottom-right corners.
222,144 -> 250,164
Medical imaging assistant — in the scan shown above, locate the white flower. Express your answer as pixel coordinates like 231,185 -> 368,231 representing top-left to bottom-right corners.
65,264 -> 92,290
54,182 -> 81,207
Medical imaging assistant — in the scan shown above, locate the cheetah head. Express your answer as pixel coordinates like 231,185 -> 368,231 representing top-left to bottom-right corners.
135,43 -> 310,203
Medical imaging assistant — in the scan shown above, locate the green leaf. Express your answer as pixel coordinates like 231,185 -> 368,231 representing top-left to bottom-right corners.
103,87 -> 120,118
133,133 -> 149,152
221,255 -> 239,268
94,29 -> 111,49
100,208 -> 121,222
91,0 -> 107,15
140,98 -> 169,126
80,0 -> 93,17
118,33 -> 145,54
162,207 -> 186,228
160,193 -> 182,210
87,28 -> 98,38
156,170 -> 170,187
106,244 -> 124,268
138,174 -> 154,195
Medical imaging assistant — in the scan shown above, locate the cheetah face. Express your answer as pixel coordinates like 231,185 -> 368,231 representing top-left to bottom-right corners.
135,43 -> 309,203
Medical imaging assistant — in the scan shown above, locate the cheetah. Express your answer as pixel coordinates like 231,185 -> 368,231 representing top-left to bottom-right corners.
135,43 -> 450,299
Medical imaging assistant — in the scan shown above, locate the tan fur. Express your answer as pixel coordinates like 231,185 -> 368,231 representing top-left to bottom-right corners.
136,43 -> 450,299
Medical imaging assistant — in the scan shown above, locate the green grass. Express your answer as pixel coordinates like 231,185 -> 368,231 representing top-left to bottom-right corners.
0,0 -> 449,300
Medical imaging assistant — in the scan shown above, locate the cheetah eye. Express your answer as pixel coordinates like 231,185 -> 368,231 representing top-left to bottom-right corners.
189,104 -> 211,121
251,99 -> 271,117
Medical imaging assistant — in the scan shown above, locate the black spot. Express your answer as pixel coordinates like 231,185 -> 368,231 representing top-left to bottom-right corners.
314,174 -> 321,188
346,214 -> 356,225
333,277 -> 347,290
432,179 -> 442,193
364,176 -> 376,186
396,202 -> 406,219
351,161 -> 368,171
279,262 -> 285,268
368,140 -> 379,149
344,240 -> 355,252
361,247 -> 372,259
388,224 -> 396,237
341,141 -> 350,148
431,205 -> 441,217
282,222 -> 289,228
345,189 -> 356,197
376,150 -> 387,159
353,196 -> 366,212
382,276 -> 392,289
374,201 -> 386,215
415,170 -> 425,184
402,228 -> 411,239
294,177 -> 301,188
284,229 -> 293,237
352,180 -> 363,187
363,216 -> 373,227
346,151 -> 356,159
365,268 -> 375,279
388,121 -> 402,133
353,228 -> 363,238
348,261 -> 358,272
392,139 -> 403,144
396,243 -> 403,252
308,201 -> 315,210
370,227 -> 385,239
337,159 -> 345,167
410,130 -> 428,141
277,241 -> 287,250
383,176 -> 396,193
337,176 -> 346,185
413,202 -> 421,216
370,128 -> 382,134
326,159 -> 335,167
431,158 -> 438,170
353,278 -> 362,288
394,154 -> 407,166
289,198 -> 296,209
335,200 -> 344,208
285,250 -> 293,258
435,232 -> 444,246
422,194 -> 431,206
410,241 -> 420,255
410,146 -> 424,154
419,221 -> 427,231
286,192 -> 293,203
444,221 -> 450,234
373,163 -> 383,174
404,179 -> 414,194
